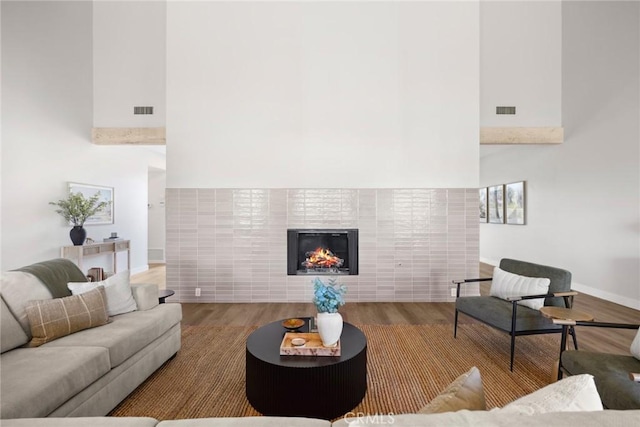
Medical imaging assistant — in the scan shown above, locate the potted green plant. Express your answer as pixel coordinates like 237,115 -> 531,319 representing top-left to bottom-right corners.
50,192 -> 109,245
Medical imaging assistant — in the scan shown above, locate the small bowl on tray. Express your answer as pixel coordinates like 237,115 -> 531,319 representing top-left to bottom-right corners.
291,337 -> 306,347
282,318 -> 305,331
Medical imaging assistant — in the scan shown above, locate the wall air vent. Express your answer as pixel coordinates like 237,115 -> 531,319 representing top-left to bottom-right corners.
134,106 -> 154,115
496,106 -> 516,115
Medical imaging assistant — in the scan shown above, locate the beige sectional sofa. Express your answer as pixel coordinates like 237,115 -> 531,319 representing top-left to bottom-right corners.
0,259 -> 182,419
3,261 -> 639,426
3,411 -> 640,426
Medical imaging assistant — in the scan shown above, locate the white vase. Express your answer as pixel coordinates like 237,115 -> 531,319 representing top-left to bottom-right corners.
316,312 -> 343,347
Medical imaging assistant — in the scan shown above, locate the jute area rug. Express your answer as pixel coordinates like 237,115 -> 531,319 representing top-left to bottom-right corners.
110,324 -> 558,420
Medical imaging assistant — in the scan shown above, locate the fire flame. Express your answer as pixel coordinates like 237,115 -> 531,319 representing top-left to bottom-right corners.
303,247 -> 344,269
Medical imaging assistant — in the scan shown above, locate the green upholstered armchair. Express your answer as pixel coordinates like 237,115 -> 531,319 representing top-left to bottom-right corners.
453,258 -> 577,371
554,319 -> 640,409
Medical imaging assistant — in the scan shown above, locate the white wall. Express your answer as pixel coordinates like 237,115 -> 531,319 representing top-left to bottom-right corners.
0,0 -> 3,270
480,0 -> 562,127
1,1 -> 164,273
166,1 -> 479,189
93,0 -> 166,127
148,167 -> 166,262
480,1 -> 640,309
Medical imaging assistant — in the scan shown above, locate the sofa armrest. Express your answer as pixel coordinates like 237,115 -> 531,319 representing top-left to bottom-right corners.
452,278 -> 492,285
506,291 -> 579,302
552,319 -> 640,329
452,278 -> 492,298
131,283 -> 159,311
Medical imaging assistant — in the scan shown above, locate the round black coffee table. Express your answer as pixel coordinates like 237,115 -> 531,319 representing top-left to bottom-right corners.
158,289 -> 175,304
245,318 -> 367,420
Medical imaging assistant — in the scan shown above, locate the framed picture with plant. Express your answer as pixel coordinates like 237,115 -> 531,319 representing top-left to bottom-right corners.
505,181 -> 526,225
67,183 -> 114,225
479,187 -> 488,223
488,185 -> 504,224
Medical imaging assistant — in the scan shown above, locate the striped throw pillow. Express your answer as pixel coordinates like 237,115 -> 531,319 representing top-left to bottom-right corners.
25,286 -> 108,346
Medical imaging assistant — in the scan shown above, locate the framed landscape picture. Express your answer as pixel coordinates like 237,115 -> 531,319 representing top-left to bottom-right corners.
488,185 -> 504,224
68,182 -> 114,225
505,181 -> 526,225
479,188 -> 487,223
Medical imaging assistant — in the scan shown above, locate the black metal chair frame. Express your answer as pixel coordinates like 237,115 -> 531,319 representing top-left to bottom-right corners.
453,277 -> 579,371
552,318 -> 640,380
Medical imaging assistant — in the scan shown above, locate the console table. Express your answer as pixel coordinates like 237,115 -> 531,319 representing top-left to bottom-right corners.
61,240 -> 130,274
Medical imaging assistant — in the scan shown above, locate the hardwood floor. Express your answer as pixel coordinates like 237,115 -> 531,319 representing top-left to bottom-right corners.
131,263 -> 166,289
132,263 -> 639,355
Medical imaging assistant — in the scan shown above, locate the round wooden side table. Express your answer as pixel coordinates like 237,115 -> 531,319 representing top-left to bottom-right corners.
158,289 -> 175,304
540,306 -> 594,323
540,306 -> 594,380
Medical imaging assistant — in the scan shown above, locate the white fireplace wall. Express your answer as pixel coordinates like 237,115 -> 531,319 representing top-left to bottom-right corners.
166,1 -> 480,189
165,2 -> 480,303
166,188 -> 479,303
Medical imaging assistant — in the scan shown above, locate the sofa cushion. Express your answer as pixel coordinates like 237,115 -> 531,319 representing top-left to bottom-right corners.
490,267 -> 550,310
332,410 -> 640,427
43,303 -> 182,368
561,350 -> 640,409
456,296 -> 560,333
1,296 -> 29,353
2,418 -> 159,427
160,417 -> 331,427
25,286 -> 109,346
68,270 -> 137,316
0,346 -> 110,418
131,283 -> 160,311
498,258 -> 572,308
0,271 -> 53,336
418,366 -> 485,414
497,374 -> 602,414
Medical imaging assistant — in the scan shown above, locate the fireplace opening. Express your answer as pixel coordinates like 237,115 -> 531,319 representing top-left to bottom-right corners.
287,229 -> 358,275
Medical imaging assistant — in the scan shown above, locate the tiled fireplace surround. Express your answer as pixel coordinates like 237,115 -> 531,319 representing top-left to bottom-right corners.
166,188 -> 479,303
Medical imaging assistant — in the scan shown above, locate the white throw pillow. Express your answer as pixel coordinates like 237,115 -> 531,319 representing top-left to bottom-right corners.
496,374 -> 603,414
68,270 -> 137,316
490,267 -> 551,310
631,327 -> 640,361
418,366 -> 486,414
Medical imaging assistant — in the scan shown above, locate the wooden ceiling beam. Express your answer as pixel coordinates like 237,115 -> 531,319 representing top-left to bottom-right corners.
91,126 -> 562,146
480,127 -> 563,145
92,127 -> 166,145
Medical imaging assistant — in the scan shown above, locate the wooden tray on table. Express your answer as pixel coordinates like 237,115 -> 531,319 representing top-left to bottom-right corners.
279,332 -> 341,356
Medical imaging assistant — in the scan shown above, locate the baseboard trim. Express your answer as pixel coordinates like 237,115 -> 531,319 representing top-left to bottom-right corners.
571,281 -> 640,311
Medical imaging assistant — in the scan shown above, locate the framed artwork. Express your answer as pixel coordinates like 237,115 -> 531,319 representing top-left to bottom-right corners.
505,181 -> 526,225
488,185 -> 504,224
68,182 -> 114,225
479,188 -> 488,223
